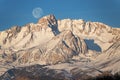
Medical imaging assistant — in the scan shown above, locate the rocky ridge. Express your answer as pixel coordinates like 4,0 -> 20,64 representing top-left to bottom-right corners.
0,14 -> 120,79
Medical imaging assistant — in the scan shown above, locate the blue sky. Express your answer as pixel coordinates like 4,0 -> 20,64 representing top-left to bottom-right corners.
0,0 -> 120,31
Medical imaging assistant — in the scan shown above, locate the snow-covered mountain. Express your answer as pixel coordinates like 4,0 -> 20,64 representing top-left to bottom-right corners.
0,15 -> 120,79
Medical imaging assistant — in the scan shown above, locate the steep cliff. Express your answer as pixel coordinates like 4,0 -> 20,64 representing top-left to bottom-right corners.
0,15 -> 120,77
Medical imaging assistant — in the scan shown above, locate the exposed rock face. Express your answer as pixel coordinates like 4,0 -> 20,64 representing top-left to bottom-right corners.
37,30 -> 87,65
0,15 -> 88,66
94,41 -> 120,73
38,14 -> 59,35
0,15 -> 62,51
0,14 -> 120,77
58,19 -> 120,51
3,30 -> 87,65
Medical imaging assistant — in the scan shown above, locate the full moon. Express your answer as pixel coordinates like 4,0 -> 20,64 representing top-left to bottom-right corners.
32,7 -> 43,19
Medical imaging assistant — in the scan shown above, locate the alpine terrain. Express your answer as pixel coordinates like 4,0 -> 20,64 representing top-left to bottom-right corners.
0,15 -> 120,80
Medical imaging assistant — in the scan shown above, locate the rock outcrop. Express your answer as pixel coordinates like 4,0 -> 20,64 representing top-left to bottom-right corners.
8,30 -> 87,65
58,19 -> 120,51
0,14 -> 120,77
0,15 -> 88,66
93,41 -> 120,73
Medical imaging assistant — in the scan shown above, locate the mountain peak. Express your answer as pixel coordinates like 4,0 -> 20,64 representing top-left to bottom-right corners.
38,14 -> 57,25
37,14 -> 59,35
43,14 -> 56,19
0,14 -> 120,80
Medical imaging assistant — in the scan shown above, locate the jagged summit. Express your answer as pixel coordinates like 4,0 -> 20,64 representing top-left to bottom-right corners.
37,14 -> 57,28
0,14 -> 119,50
37,14 -> 59,35
0,15 -> 120,77
38,14 -> 57,24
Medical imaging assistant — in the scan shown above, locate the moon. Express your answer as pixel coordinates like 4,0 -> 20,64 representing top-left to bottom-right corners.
32,7 -> 43,19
